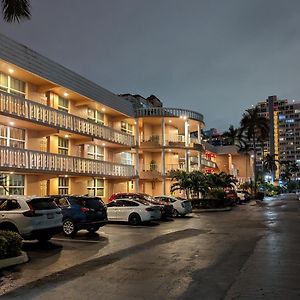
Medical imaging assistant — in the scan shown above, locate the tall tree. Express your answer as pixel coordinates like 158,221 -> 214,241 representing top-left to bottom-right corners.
240,107 -> 269,195
263,154 -> 279,179
1,0 -> 31,23
222,125 -> 246,148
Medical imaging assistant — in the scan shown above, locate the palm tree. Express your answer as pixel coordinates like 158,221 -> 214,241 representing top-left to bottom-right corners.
263,154 -> 279,180
189,170 -> 209,199
240,107 -> 269,195
1,0 -> 31,23
222,125 -> 246,148
170,170 -> 192,199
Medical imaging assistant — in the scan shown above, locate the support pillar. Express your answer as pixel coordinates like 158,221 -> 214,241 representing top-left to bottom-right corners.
135,118 -> 139,193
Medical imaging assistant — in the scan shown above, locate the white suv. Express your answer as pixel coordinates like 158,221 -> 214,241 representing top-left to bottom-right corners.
0,196 -> 62,242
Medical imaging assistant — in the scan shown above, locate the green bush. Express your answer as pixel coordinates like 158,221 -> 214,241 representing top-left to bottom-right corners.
0,230 -> 23,259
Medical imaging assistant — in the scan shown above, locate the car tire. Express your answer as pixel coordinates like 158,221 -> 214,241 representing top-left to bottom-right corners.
128,213 -> 141,226
87,226 -> 100,233
63,219 -> 77,237
172,209 -> 180,217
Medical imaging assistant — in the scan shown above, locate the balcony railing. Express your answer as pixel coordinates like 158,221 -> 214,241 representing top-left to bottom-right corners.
0,146 -> 135,178
0,91 -> 134,147
141,134 -> 202,150
135,107 -> 204,122
201,158 -> 217,169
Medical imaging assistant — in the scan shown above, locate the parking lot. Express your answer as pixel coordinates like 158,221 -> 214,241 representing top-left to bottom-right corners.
1,196 -> 300,299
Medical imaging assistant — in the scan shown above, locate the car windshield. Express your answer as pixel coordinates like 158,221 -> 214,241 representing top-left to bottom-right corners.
29,198 -> 58,210
72,197 -> 103,209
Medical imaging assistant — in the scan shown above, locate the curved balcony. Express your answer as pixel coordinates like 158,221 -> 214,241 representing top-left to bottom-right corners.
135,107 -> 204,122
0,146 -> 135,178
0,91 -> 134,147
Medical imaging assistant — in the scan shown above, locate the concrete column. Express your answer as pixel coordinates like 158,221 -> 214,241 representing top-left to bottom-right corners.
197,151 -> 201,171
185,119 -> 190,172
161,116 -> 166,194
197,123 -> 201,144
135,118 -> 139,193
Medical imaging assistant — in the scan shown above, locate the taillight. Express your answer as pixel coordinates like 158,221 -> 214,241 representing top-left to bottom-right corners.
146,207 -> 154,211
23,203 -> 42,217
80,207 -> 90,213
23,210 -> 36,217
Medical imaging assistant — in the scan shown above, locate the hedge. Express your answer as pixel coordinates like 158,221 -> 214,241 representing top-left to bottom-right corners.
0,230 -> 23,259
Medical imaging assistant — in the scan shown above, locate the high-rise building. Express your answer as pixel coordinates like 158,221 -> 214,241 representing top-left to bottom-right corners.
250,95 -> 300,181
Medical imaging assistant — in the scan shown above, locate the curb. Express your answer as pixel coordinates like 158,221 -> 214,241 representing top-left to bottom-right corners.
192,207 -> 232,213
0,251 -> 29,269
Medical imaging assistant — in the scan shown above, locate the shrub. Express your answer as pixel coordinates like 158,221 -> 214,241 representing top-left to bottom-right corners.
0,230 -> 23,259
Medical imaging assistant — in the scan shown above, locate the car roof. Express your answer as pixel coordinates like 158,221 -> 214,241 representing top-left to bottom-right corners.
0,195 -> 54,202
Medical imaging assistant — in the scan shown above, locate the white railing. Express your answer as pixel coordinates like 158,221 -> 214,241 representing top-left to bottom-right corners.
0,91 -> 134,147
135,107 -> 204,122
201,158 -> 217,168
0,146 -> 135,177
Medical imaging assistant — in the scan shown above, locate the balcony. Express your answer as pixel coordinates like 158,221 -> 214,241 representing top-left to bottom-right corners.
201,158 -> 217,169
140,134 -> 203,150
0,146 -> 135,178
135,107 -> 204,122
0,91 -> 134,147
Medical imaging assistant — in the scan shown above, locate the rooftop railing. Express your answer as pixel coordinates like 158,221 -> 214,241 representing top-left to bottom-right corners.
135,107 -> 204,122
0,146 -> 135,178
0,91 -> 134,147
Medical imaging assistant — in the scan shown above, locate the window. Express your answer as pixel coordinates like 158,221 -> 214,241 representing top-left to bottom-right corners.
58,137 -> 69,155
0,124 -> 25,148
120,152 -> 133,165
0,174 -> 25,195
121,121 -> 133,135
87,178 -> 104,197
58,177 -> 69,194
58,96 -> 69,112
87,109 -> 104,124
0,72 -> 25,97
87,145 -> 104,160
0,199 -> 21,211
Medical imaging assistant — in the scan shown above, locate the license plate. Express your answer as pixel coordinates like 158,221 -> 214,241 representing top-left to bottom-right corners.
47,213 -> 54,219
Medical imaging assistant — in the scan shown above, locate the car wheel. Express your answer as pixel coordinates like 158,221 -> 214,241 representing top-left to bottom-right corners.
88,226 -> 100,233
128,213 -> 141,226
172,209 -> 180,217
63,219 -> 77,237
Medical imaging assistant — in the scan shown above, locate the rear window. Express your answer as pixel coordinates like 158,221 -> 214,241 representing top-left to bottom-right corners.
29,198 -> 58,210
72,197 -> 103,209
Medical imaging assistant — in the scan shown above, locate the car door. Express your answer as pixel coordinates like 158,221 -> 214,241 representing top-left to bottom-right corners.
106,201 -> 118,220
115,200 -> 130,221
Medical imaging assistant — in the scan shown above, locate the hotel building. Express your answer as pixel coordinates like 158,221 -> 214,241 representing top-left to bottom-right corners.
0,33 -> 211,200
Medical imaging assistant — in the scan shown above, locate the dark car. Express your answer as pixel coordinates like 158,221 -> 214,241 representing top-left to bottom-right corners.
108,193 -> 173,218
50,195 -> 107,237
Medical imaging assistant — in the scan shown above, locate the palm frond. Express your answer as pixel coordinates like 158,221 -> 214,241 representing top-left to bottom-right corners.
2,0 -> 31,23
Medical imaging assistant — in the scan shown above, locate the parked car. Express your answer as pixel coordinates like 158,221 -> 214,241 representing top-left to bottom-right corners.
108,193 -> 173,218
224,189 -> 238,205
0,196 -> 62,242
107,198 -> 161,225
50,195 -> 107,237
236,190 -> 251,203
154,195 -> 192,216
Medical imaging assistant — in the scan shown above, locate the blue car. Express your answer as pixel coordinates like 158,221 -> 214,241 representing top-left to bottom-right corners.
51,195 -> 107,237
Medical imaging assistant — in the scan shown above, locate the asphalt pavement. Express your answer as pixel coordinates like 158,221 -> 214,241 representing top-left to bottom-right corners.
1,194 -> 300,300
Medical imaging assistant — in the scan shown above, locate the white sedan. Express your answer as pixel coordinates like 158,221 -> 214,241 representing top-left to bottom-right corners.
154,195 -> 192,217
106,198 -> 161,225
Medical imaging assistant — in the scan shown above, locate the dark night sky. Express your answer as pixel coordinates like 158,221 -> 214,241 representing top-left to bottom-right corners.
1,0 -> 300,130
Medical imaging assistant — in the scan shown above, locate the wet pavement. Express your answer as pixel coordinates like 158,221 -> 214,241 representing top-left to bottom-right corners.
1,194 -> 300,299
